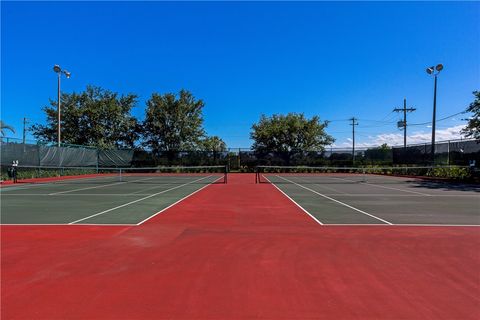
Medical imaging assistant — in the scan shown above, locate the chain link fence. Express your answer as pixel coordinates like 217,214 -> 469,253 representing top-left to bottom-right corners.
1,137 -> 479,172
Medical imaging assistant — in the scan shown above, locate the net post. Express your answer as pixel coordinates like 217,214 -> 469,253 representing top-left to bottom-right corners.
255,167 -> 258,184
224,165 -> 228,184
119,168 -> 123,182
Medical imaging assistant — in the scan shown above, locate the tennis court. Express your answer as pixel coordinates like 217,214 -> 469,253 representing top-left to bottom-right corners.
1,165 -> 478,226
2,168 -> 479,319
256,166 -> 480,226
1,165 -> 226,225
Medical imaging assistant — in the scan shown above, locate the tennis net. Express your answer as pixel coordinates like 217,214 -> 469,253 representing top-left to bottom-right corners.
255,165 -> 473,184
2,165 -> 228,184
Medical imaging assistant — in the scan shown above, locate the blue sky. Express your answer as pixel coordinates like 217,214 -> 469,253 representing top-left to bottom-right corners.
2,1 -> 479,148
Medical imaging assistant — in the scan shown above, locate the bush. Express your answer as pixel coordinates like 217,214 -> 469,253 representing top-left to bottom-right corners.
426,166 -> 471,180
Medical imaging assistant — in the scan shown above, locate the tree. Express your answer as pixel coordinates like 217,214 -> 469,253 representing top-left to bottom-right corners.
0,120 -> 15,136
31,85 -> 139,149
251,113 -> 334,153
143,90 -> 205,154
461,91 -> 480,140
200,136 -> 227,152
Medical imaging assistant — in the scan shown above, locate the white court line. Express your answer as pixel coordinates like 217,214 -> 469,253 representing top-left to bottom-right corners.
0,183 -> 61,192
3,193 -> 478,197
0,223 -> 136,226
136,176 -> 224,226
316,194 -> 480,197
1,193 -> 174,196
295,177 -> 349,195
68,175 -> 213,224
129,181 -> 181,195
330,176 -> 432,196
394,224 -> 480,227
48,177 -> 158,195
274,175 -> 393,225
264,176 -> 323,226
49,181 -> 127,195
0,175 -> 122,192
323,223 -> 480,227
3,222 -> 478,227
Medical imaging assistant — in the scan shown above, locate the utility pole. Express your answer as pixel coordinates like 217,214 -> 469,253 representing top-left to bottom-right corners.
349,117 -> 358,163
393,98 -> 416,149
22,117 -> 29,145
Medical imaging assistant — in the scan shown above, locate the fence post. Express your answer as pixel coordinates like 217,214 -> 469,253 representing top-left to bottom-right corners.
96,148 -> 100,173
238,148 -> 241,169
447,140 -> 450,166
37,144 -> 41,167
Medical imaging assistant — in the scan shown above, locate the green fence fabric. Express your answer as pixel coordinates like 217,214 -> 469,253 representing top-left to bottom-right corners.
1,138 -> 479,169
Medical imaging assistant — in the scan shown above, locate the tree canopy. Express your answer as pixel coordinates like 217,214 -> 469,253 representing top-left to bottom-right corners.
31,87 -> 226,153
461,91 -> 480,140
200,136 -> 227,152
250,113 -> 334,153
142,90 -> 205,153
31,85 -> 139,149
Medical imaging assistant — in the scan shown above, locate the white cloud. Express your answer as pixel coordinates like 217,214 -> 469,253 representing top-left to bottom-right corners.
332,124 -> 468,148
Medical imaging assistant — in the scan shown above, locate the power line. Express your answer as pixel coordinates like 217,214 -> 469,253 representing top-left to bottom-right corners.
357,121 -> 397,129
409,111 -> 467,126
327,119 -> 350,122
357,118 -> 397,123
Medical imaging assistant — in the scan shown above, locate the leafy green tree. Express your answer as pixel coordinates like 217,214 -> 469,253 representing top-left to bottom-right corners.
0,120 -> 15,136
31,85 -> 139,148
251,113 -> 334,153
461,91 -> 480,140
200,136 -> 227,152
143,90 -> 205,154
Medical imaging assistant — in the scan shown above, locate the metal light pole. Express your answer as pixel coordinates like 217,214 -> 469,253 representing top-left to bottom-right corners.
426,64 -> 443,164
53,65 -> 71,147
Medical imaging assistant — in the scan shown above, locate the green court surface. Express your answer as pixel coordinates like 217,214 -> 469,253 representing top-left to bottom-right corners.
2,172 -> 479,226
265,175 -> 480,226
0,175 -> 222,225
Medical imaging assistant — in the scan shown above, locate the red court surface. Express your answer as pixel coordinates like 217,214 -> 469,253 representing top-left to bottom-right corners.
2,174 -> 479,319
